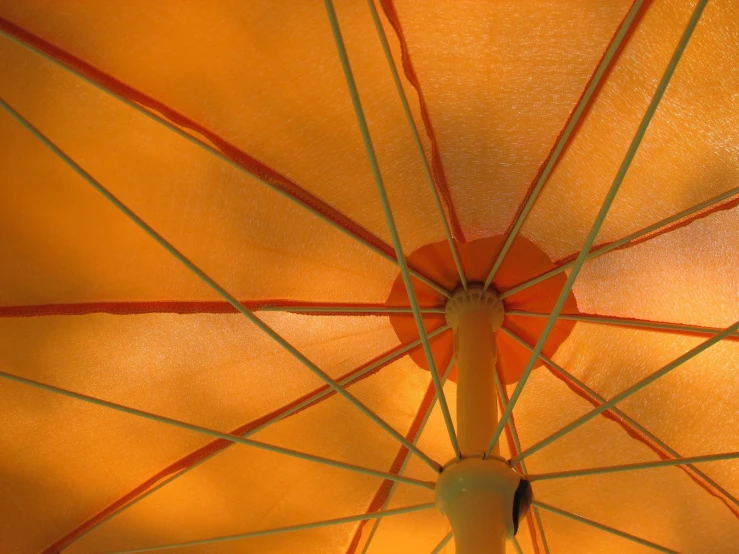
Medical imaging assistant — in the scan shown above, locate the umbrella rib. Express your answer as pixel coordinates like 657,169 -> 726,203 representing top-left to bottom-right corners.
510,320 -> 739,465
0,301 -> 447,318
361,357 -> 456,554
57,326 -> 450,552
259,305 -> 447,314
366,0 -> 467,291
430,531 -> 454,554
0,96 -> 442,474
501,326 -> 739,510
0,369 -> 436,490
507,311 -> 739,340
483,0 -> 708,459
530,452 -> 739,482
533,501 -> 679,554
0,24 -> 450,301
105,502 -> 436,553
501,186 -> 739,300
494,368 -> 550,554
324,0 -> 460,460
481,0 -> 646,292
511,536 -> 524,554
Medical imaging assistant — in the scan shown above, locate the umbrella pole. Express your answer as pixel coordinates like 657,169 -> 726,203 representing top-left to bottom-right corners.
436,287 -> 523,554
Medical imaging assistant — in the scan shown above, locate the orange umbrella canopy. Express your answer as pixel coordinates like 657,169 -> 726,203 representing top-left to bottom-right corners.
1,0 -> 738,553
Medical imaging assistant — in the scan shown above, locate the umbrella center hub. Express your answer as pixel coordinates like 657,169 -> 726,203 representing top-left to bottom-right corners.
435,456 -> 528,552
444,285 -> 504,331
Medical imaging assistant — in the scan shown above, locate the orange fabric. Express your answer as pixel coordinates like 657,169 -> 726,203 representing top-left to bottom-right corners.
506,0 -> 652,245
1,0 -> 737,552
347,381 -> 438,554
529,340 -> 739,519
0,16 -> 400,266
43,334 -> 434,553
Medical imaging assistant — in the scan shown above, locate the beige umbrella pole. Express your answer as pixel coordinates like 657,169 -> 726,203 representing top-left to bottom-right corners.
436,287 -> 525,554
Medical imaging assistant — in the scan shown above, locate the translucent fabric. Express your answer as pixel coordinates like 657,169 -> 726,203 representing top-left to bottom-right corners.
1,0 -> 738,553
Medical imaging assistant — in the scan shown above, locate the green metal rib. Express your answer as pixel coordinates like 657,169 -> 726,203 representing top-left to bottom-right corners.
501,187 -> 738,300
530,452 -> 739,481
430,531 -> 454,554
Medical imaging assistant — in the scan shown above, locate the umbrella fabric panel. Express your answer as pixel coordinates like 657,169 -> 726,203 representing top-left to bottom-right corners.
522,0 -> 739,261
0,106 -> 214,307
619,337 -> 739,497
67,433 -> 383,554
515,329 -> 739,551
0,311 -> 406,551
250,354 -> 432,470
0,0 -> 452,258
0,379 -> 207,554
0,31 -> 402,306
527,325 -> 738,484
411,380 -> 459,471
358,470 -> 442,554
66,357 -> 434,553
572,207 -> 739,328
552,325 -> 739,462
535,465 -> 739,553
357,505 -> 449,554
379,0 -> 634,242
0,312 -> 402,430
536,509 -> 658,554
503,363 -> 604,467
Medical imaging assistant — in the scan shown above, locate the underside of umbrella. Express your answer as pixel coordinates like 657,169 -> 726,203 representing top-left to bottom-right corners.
1,1 -> 738,553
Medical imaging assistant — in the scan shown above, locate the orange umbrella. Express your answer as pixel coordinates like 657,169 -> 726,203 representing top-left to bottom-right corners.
1,0 -> 737,552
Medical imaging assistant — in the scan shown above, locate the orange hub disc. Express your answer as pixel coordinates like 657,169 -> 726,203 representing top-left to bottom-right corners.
386,235 -> 580,384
